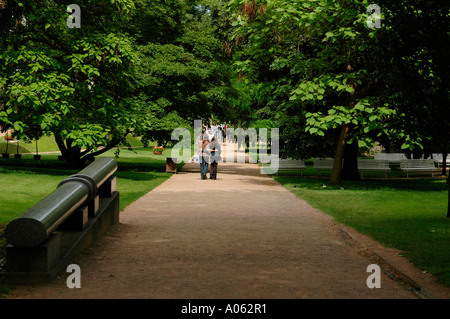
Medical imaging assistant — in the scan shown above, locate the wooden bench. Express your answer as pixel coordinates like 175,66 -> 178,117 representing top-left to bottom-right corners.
432,153 -> 450,167
357,159 -> 391,178
313,158 -> 342,175
374,153 -> 407,164
278,159 -> 306,176
261,158 -> 306,176
400,159 -> 438,178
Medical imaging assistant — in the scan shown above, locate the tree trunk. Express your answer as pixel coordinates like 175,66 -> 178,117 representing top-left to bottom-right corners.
442,152 -> 448,176
54,133 -> 85,167
331,50 -> 359,185
330,124 -> 350,185
83,133 -> 126,163
54,131 -> 128,167
342,140 -> 360,180
54,133 -> 67,157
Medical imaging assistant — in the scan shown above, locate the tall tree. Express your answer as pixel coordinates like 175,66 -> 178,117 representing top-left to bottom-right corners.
0,0 -> 139,165
0,0 -> 237,163
376,0 -> 450,171
229,0 -> 407,184
376,0 -> 450,217
130,0 -> 238,145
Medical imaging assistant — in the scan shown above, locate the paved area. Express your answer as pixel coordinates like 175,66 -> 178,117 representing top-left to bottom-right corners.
6,143 -> 450,299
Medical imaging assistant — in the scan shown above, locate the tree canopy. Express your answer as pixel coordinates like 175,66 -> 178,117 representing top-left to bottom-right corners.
227,0 -> 449,184
0,0 -> 236,164
1,0 -> 448,181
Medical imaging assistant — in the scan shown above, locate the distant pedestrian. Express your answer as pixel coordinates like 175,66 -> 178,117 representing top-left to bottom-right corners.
222,126 -> 226,143
200,139 -> 210,180
209,137 -> 222,180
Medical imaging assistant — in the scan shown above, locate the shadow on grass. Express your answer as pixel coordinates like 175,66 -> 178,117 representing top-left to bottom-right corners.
0,166 -> 173,183
274,175 -> 448,192
0,166 -> 78,177
115,170 -> 172,181
0,148 -> 183,173
0,157 -> 70,169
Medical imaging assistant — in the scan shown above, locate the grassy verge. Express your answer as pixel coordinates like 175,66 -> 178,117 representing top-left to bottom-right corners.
274,174 -> 450,286
0,146 -> 187,270
0,147 -> 180,219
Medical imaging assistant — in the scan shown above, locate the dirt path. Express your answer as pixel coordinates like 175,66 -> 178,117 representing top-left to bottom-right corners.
6,143 -> 450,299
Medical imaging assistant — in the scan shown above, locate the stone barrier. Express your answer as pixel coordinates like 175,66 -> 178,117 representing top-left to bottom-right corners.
0,157 -> 120,283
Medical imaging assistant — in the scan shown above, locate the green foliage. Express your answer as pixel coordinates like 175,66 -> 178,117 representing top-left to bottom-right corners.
130,0 -> 186,45
226,0 -> 450,170
375,0 -> 450,154
0,0 -> 139,164
0,0 -> 238,164
131,2 -> 237,140
227,0 -> 380,163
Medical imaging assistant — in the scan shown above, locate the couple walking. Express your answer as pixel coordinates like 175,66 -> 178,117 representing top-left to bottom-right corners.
199,136 -> 222,180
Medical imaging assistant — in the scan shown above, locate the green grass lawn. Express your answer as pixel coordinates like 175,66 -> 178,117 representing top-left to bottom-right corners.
0,146 -> 180,221
274,174 -> 450,286
0,167 -> 76,224
0,145 -> 188,263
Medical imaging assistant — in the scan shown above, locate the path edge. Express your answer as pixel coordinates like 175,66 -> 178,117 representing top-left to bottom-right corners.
338,226 -> 439,299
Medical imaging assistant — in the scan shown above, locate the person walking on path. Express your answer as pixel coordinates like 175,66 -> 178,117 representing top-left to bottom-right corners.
199,138 -> 210,180
208,137 -> 222,180
222,125 -> 226,143
191,132 -> 203,163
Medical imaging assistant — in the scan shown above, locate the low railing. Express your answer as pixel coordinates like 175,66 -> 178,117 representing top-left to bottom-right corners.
5,157 -> 117,248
